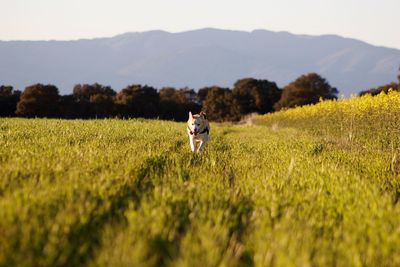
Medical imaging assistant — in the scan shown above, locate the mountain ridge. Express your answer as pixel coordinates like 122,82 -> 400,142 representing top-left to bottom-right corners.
4,28 -> 397,50
1,28 -> 399,95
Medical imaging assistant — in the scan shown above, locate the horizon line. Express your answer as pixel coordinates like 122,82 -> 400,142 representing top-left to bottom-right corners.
1,27 -> 399,50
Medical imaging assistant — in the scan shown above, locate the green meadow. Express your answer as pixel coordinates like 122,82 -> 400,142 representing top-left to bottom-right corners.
1,92 -> 400,267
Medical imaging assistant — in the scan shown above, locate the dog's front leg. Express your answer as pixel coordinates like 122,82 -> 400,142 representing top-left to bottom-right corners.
189,137 -> 196,152
198,141 -> 207,152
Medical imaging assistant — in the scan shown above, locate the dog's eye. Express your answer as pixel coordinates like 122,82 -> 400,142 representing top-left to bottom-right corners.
192,123 -> 195,125
197,124 -> 200,126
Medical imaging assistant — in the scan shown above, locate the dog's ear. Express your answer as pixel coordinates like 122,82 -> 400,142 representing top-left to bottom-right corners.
200,111 -> 207,119
189,111 -> 193,119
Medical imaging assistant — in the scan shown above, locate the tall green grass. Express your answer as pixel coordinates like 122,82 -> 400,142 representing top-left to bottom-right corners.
1,91 -> 400,267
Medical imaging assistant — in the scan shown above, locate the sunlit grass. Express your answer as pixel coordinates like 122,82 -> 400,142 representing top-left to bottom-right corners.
1,91 -> 400,267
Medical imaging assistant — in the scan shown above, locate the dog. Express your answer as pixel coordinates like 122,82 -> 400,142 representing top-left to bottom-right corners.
187,111 -> 210,153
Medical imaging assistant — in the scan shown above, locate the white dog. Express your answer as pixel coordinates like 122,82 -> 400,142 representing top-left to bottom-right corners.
187,111 -> 210,153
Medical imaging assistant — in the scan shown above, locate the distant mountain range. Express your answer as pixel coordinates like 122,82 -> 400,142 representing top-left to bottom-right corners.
0,28 -> 399,95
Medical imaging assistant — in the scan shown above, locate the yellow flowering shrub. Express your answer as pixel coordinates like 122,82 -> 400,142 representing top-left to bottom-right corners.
257,90 -> 400,149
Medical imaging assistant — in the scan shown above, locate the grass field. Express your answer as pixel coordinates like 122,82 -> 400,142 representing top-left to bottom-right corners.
1,92 -> 400,267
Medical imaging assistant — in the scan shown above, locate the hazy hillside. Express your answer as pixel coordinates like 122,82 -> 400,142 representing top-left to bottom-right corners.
1,28 -> 399,95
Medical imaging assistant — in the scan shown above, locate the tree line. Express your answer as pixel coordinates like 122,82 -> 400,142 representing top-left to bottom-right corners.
359,66 -> 400,96
2,72 -> 380,121
359,82 -> 399,96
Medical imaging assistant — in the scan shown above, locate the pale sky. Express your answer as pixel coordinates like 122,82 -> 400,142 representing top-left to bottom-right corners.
1,0 -> 399,49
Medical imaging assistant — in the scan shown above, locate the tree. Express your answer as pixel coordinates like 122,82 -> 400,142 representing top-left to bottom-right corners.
178,87 -> 199,104
72,83 -> 116,118
115,84 -> 159,118
174,88 -> 201,119
197,87 -> 211,104
359,67 -> 400,96
202,86 -> 240,122
16,84 -> 60,117
359,82 -> 398,96
73,83 -> 115,102
232,78 -> 282,115
159,87 -> 177,102
398,65 -> 400,91
274,73 -> 338,110
0,85 -> 21,117
59,94 -> 79,118
159,87 -> 201,121
90,93 -> 115,118
159,87 -> 180,120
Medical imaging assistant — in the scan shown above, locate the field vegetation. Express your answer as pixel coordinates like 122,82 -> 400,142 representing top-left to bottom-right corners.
1,91 -> 400,267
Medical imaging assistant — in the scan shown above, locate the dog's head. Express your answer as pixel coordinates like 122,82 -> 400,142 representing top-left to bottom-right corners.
188,111 -> 208,135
